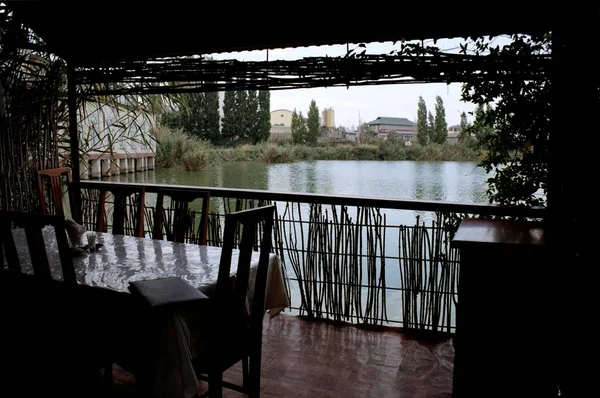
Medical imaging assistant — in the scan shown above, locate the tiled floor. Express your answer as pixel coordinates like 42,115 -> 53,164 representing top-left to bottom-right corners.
113,314 -> 454,397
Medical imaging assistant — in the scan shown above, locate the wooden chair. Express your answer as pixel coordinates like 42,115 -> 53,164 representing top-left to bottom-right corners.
0,210 -> 127,393
152,188 -> 210,244
96,184 -> 145,237
192,204 -> 276,398
120,205 -> 276,397
0,210 -> 76,284
36,167 -> 75,219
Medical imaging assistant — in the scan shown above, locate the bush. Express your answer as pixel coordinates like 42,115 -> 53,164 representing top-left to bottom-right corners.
155,127 -> 213,170
259,144 -> 292,163
182,146 -> 213,171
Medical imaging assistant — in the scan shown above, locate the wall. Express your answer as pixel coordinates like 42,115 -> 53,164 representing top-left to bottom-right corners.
77,100 -> 156,178
270,109 -> 293,127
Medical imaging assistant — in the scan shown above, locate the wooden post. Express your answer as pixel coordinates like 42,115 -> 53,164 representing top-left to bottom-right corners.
549,21 -> 596,397
67,64 -> 82,223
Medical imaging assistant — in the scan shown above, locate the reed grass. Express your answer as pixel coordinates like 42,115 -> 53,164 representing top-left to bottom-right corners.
155,128 -> 213,170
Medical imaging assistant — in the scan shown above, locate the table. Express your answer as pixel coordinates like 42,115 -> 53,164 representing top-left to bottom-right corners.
10,228 -> 289,398
11,229 -> 289,315
451,218 -> 550,397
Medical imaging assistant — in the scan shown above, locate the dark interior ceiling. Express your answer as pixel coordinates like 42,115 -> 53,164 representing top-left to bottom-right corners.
7,3 -> 557,64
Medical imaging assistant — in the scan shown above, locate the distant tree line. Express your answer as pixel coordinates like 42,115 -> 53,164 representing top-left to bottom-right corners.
161,90 -> 271,146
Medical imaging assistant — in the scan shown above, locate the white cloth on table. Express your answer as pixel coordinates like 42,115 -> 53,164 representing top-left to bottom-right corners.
153,253 -> 288,398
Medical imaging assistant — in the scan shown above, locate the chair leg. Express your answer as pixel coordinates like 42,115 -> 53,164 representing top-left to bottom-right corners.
249,355 -> 261,398
242,356 -> 249,390
208,371 -> 223,398
103,362 -> 113,394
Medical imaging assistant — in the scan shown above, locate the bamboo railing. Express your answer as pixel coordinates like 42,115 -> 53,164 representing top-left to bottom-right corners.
71,180 -> 545,334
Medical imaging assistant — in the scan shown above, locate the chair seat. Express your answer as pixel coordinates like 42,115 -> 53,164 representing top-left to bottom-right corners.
129,277 -> 208,309
191,324 -> 251,375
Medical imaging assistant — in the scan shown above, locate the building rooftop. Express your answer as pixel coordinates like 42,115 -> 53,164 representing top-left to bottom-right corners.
367,117 -> 416,127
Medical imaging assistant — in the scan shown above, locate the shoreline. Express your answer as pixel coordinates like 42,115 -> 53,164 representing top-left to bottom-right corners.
155,130 -> 481,171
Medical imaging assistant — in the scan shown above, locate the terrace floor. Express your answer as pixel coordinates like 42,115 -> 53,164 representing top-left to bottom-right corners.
110,314 -> 455,397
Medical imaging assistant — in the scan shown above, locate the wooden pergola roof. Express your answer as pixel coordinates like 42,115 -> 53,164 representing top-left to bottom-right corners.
7,3 -> 556,64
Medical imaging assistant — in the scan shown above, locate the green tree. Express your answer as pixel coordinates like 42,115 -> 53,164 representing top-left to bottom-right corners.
297,112 -> 308,143
235,90 -> 248,140
202,91 -> 220,143
245,90 -> 259,142
416,96 -> 428,145
306,99 -> 320,144
221,90 -> 237,142
256,90 -> 271,143
359,122 -> 377,142
470,104 -> 495,148
461,34 -> 551,206
291,109 -> 307,144
428,111 -> 435,142
291,109 -> 301,144
433,95 -> 447,144
458,111 -> 470,144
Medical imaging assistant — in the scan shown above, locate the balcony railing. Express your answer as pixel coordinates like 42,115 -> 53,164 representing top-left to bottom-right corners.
73,180 -> 545,335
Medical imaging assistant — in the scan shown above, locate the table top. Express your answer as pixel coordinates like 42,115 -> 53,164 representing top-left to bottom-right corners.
12,229 -> 264,294
451,218 -> 545,248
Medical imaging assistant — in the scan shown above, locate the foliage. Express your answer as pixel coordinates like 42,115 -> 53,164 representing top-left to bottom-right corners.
470,104 -> 494,147
461,34 -> 551,207
306,99 -> 320,144
234,90 -> 247,141
256,91 -> 271,143
427,111 -> 435,142
156,124 -> 479,165
359,122 -> 377,142
378,132 -> 406,160
259,144 -> 292,163
221,90 -> 237,142
432,95 -> 447,144
458,111 -> 471,144
244,90 -> 259,142
291,109 -> 307,144
155,128 -> 213,170
160,90 -> 220,143
416,96 -> 428,145
203,91 -> 221,142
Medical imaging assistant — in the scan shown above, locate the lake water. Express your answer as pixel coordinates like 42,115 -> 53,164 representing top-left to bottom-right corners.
110,160 -> 489,204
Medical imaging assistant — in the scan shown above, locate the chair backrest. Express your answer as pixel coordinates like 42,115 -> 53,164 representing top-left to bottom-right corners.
36,167 -> 73,218
152,188 -> 210,244
0,211 -> 76,285
214,204 -> 276,341
96,184 -> 146,237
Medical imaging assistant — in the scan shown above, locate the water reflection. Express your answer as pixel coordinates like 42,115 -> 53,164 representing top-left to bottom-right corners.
109,160 -> 489,204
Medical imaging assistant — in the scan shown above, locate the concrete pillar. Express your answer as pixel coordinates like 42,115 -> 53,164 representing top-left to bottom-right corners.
135,158 -> 143,172
79,160 -> 89,180
128,158 -> 135,173
111,158 -> 119,175
91,160 -> 102,178
142,157 -> 148,171
101,159 -> 111,177
147,157 -> 155,170
119,158 -> 128,174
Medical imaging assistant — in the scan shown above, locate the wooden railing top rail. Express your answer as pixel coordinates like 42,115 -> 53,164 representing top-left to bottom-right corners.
73,180 -> 546,219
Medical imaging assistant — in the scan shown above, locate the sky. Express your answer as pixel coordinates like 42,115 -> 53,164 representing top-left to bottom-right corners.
209,37 -> 513,129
